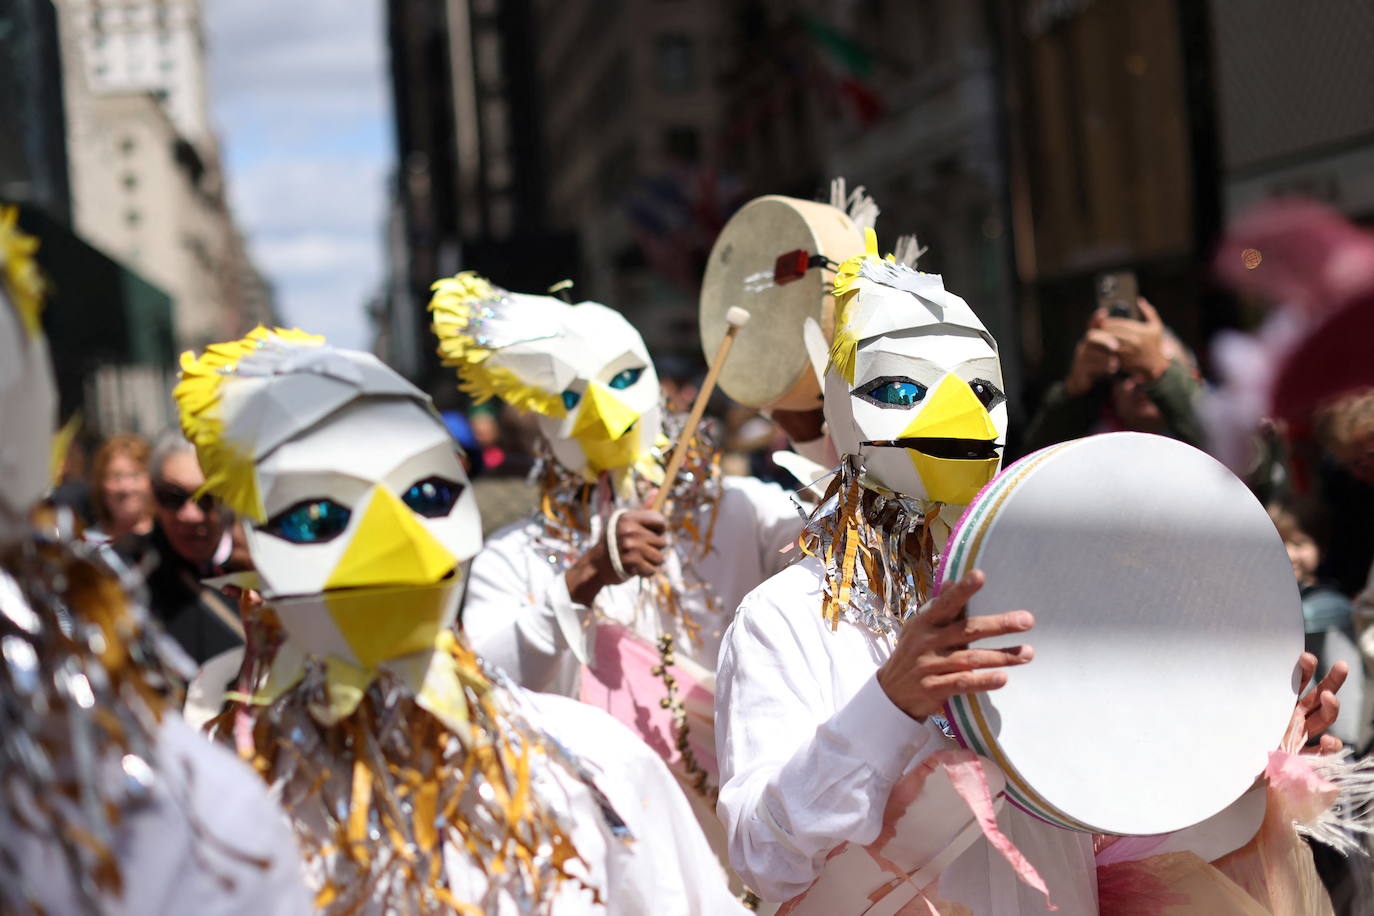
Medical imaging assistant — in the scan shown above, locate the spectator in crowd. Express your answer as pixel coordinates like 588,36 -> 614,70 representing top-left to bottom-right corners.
470,403 -> 542,537
110,433 -> 244,664
85,433 -> 154,542
1315,388 -> 1374,598
1022,298 -> 1207,454
48,433 -> 94,525
1269,502 -> 1366,748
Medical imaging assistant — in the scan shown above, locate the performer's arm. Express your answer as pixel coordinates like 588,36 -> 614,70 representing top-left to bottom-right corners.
719,477 -> 806,579
717,570 -> 1035,901
461,527 -> 595,693
461,514 -> 668,693
715,601 -> 941,901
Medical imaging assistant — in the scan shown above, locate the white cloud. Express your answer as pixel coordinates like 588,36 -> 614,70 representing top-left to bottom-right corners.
202,0 -> 391,351
252,232 -> 377,276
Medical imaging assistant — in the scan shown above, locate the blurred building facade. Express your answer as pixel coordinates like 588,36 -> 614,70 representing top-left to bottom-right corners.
991,0 -> 1214,394
55,0 -> 272,357
718,1 -> 1021,396
383,0 -> 576,396
383,0 -> 1374,419
533,0 -> 735,353
1,0 -> 177,435
1210,0 -> 1374,223
0,0 -> 271,436
57,0 -> 213,149
0,0 -> 71,218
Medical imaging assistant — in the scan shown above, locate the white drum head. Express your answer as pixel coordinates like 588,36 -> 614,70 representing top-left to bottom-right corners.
941,433 -> 1302,835
699,195 -> 865,410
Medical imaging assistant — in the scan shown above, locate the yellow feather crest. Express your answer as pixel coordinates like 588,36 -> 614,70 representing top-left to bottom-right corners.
173,326 -> 325,521
428,271 -> 566,418
0,205 -> 46,338
827,227 -> 884,385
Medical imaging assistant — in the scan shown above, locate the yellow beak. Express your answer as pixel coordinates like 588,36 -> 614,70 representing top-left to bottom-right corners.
571,383 -> 645,472
571,383 -> 639,440
325,486 -> 457,590
898,374 -> 1000,505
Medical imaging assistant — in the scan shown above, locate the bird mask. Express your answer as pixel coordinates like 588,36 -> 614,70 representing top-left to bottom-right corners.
175,328 -> 482,719
429,273 -> 663,492
824,231 -> 1006,508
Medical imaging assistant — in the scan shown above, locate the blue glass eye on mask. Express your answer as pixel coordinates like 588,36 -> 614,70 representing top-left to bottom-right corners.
402,477 -> 464,518
264,499 -> 352,544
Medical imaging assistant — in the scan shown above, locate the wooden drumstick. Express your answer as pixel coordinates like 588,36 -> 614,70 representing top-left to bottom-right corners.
651,306 -> 751,513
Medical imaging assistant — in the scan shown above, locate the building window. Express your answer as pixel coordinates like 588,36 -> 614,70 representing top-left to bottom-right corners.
125,209 -> 141,227
663,126 -> 700,163
160,58 -> 174,72
119,136 -> 136,155
122,172 -> 138,191
655,34 -> 695,94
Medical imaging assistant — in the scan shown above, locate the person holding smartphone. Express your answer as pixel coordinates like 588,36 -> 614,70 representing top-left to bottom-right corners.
1022,275 -> 1207,455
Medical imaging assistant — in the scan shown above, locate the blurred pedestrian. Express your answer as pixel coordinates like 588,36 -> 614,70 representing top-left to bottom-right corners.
1314,389 -> 1374,598
1269,502 -> 1366,747
1022,298 -> 1207,454
110,433 -> 244,664
85,433 -> 154,542
48,433 -> 94,525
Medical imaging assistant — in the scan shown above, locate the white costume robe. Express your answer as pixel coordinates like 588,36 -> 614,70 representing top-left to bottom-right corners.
717,557 -> 1260,914
2,714 -> 311,916
185,650 -> 745,915
464,475 -> 802,697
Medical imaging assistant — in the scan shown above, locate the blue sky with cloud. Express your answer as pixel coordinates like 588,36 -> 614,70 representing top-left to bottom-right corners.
203,0 -> 391,350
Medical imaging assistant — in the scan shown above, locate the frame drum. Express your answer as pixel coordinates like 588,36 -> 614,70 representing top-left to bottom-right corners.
939,432 -> 1302,835
699,196 -> 866,411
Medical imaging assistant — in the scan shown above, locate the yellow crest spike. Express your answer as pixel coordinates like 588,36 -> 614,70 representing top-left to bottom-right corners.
898,375 -> 999,442
571,383 -> 638,440
49,412 -> 82,487
862,226 -> 879,258
325,487 -> 458,591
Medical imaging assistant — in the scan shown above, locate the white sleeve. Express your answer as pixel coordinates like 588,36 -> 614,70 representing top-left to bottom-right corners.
715,595 -> 940,901
141,716 -> 312,916
530,694 -> 748,915
721,477 -> 806,580
461,522 -> 594,695
790,435 -> 839,470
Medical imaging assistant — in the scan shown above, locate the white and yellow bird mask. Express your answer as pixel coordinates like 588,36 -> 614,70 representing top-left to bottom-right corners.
174,328 -> 482,721
429,273 -> 663,486
825,231 -> 1006,507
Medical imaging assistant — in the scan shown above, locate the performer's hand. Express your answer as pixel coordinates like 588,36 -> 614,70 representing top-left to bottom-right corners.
1294,652 -> 1347,754
565,509 -> 669,605
876,569 -> 1035,721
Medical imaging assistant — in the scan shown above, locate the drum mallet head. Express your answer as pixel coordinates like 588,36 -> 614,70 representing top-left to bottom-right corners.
726,306 -> 751,329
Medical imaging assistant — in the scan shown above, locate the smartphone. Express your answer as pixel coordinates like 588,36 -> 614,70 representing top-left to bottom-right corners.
1095,271 -> 1140,320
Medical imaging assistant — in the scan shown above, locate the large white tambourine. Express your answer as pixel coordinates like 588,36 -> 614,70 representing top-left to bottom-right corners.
699,195 -> 866,411
941,432 -> 1302,836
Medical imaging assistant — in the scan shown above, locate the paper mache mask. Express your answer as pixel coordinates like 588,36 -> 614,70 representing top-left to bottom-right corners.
429,272 -> 663,481
174,328 -> 481,676
0,206 -> 57,536
824,231 -> 1006,506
